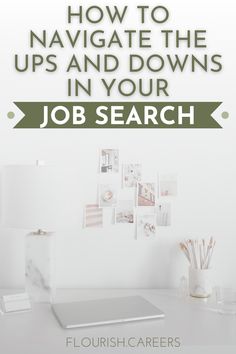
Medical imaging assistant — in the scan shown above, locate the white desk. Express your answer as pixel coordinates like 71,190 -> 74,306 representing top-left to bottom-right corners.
0,289 -> 235,354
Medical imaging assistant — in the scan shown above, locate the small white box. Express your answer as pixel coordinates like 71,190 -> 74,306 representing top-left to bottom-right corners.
2,293 -> 31,313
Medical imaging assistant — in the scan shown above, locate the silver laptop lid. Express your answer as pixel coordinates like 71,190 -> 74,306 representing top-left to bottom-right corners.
52,296 -> 164,329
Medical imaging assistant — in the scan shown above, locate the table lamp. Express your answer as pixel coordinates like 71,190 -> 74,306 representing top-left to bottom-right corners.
2,161 -> 64,303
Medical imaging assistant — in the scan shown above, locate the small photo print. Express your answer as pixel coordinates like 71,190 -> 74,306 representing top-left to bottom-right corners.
137,182 -> 156,206
156,203 -> 171,226
123,164 -> 142,188
100,149 -> 119,173
137,214 -> 156,239
115,200 -> 134,224
84,204 -> 103,228
159,174 -> 177,197
99,184 -> 117,207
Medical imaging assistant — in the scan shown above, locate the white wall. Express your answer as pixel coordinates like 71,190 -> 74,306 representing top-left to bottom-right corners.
0,0 -> 235,289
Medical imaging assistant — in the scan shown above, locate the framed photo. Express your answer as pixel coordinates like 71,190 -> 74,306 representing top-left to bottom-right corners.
98,184 -> 117,207
115,200 -> 134,224
159,174 -> 177,197
123,164 -> 141,188
100,149 -> 119,173
137,214 -> 156,239
137,182 -> 156,206
84,204 -> 103,228
156,203 -> 171,226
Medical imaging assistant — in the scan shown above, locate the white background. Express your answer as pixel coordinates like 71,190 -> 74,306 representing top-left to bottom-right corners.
0,0 -> 235,289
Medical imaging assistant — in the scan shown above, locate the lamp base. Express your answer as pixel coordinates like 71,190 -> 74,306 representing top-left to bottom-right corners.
25,232 -> 54,303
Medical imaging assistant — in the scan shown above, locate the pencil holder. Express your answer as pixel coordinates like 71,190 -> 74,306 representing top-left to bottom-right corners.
189,267 -> 212,298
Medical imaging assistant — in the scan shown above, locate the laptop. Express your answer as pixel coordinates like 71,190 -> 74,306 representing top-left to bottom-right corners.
52,296 -> 164,329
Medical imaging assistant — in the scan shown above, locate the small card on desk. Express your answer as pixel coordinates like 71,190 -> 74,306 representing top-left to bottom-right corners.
2,293 -> 31,313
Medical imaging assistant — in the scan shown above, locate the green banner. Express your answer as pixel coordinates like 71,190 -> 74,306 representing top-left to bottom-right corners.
13,102 -> 222,129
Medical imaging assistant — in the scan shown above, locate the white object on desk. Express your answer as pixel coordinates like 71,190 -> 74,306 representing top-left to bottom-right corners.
189,267 -> 212,298
1,293 -> 31,313
2,163 -> 71,303
25,232 -> 54,303
52,295 -> 165,329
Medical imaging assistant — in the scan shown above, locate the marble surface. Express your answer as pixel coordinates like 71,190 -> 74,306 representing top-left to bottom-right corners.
25,233 -> 54,303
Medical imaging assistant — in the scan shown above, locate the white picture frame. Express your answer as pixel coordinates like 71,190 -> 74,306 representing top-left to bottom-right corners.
99,149 -> 119,173
98,184 -> 118,208
136,214 -> 157,239
136,182 -> 156,207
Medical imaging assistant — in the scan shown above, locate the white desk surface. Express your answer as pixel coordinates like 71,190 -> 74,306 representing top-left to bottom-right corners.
0,289 -> 235,354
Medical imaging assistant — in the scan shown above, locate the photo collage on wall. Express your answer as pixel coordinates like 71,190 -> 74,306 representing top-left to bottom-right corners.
84,149 -> 177,239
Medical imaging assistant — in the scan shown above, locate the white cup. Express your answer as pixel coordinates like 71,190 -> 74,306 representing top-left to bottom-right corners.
189,267 -> 212,298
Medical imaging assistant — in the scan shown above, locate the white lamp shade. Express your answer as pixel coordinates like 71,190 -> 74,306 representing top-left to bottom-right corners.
2,165 -> 72,230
